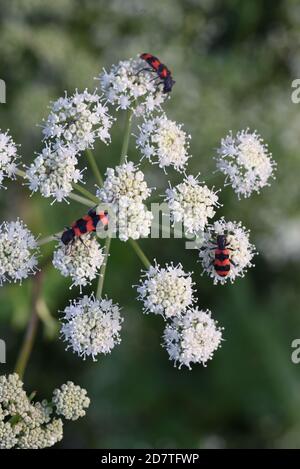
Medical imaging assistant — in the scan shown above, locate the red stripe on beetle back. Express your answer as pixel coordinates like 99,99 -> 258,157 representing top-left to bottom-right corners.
214,259 -> 230,267
216,271 -> 230,277
140,53 -> 153,60
85,216 -> 96,232
73,226 -> 82,237
160,67 -> 168,78
150,59 -> 161,70
140,53 -> 161,70
215,248 -> 230,256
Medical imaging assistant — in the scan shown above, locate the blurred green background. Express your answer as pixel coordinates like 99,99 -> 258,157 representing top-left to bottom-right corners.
1,0 -> 300,449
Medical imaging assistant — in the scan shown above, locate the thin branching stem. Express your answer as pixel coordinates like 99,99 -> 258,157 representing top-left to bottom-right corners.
72,183 -> 99,204
69,192 -> 95,207
15,168 -> 27,178
120,109 -> 133,164
86,148 -> 103,186
96,236 -> 111,299
14,271 -> 44,379
37,233 -> 61,246
129,239 -> 151,269
96,109 -> 134,297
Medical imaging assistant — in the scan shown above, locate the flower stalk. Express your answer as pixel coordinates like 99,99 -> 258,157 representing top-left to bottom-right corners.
69,192 -> 96,207
96,236 -> 111,299
72,183 -> 99,204
129,239 -> 151,269
85,148 -> 103,186
120,109 -> 133,164
14,270 -> 44,379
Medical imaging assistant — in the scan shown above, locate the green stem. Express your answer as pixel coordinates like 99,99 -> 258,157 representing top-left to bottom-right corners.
72,183 -> 99,204
95,109 -> 133,298
15,168 -> 27,178
129,239 -> 151,269
96,236 -> 111,299
120,109 -> 133,164
86,148 -> 103,186
69,192 -> 96,207
37,233 -> 61,246
14,271 -> 43,379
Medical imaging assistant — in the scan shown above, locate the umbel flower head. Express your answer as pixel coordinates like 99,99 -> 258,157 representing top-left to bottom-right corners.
97,56 -> 167,115
136,115 -> 191,172
0,130 -> 19,188
165,175 -> 220,235
97,161 -> 152,205
0,373 -> 89,449
42,89 -> 113,152
136,261 -> 195,319
52,381 -> 90,421
118,197 -> 153,242
215,129 -> 276,198
60,294 -> 123,360
199,217 -> 257,284
53,235 -> 104,290
0,219 -> 39,286
26,142 -> 83,203
162,308 -> 223,369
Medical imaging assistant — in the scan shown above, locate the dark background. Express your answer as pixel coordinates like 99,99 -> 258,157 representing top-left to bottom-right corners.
1,0 -> 300,448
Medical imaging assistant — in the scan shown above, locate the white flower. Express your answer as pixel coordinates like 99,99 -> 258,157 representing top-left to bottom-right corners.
26,142 -> 83,203
199,217 -> 257,284
0,219 -> 39,285
118,197 -> 153,242
0,130 -> 19,188
53,235 -> 104,290
0,373 -> 90,448
215,129 -> 276,198
163,308 -> 223,369
97,56 -> 167,115
97,161 -> 152,204
17,419 -> 64,449
0,373 -> 64,449
60,294 -> 123,360
165,175 -> 220,235
0,421 -> 19,449
52,382 -> 90,421
137,262 -> 195,319
136,115 -> 191,172
42,89 -> 113,152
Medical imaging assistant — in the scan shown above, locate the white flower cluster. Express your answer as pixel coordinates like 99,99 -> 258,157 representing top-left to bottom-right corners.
163,308 -> 223,369
26,88 -> 114,203
98,161 -> 151,203
98,56 -> 167,114
165,175 -> 220,235
60,294 -> 123,360
26,142 -> 83,203
42,89 -> 113,151
0,130 -> 19,188
215,129 -> 276,198
136,115 -> 191,172
97,161 -> 153,241
136,262 -> 223,368
137,262 -> 195,319
199,217 -> 256,284
52,381 -> 90,421
0,373 -> 89,449
0,219 -> 39,285
53,235 -> 104,290
118,198 -> 153,242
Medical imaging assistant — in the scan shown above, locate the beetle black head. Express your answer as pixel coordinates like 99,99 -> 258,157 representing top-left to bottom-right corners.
163,76 -> 176,93
61,228 -> 75,246
216,234 -> 227,250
